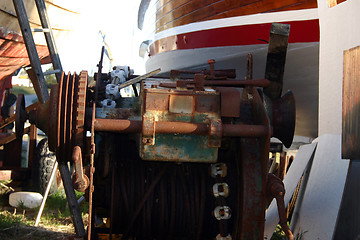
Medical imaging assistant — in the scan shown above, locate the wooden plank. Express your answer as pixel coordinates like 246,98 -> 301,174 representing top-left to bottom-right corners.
156,0 -> 317,32
342,46 -> 360,159
0,169 -> 31,180
156,0 -> 236,32
207,1 -> 317,21
27,125 -> 37,176
156,0 -> 205,21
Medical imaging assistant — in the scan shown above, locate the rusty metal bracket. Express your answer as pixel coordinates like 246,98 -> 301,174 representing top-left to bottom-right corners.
208,119 -> 222,147
142,115 -> 155,145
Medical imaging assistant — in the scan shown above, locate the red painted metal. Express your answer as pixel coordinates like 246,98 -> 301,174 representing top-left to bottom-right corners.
0,34 -> 50,82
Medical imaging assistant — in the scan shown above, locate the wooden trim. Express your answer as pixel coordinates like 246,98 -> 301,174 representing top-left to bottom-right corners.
153,0 -> 317,32
0,168 -> 31,180
342,45 -> 360,159
328,0 -> 347,8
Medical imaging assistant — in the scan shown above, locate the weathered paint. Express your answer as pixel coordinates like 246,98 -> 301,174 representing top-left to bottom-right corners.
140,78 -> 221,162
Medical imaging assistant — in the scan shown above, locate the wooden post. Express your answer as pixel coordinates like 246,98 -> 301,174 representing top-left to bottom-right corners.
27,124 -> 37,169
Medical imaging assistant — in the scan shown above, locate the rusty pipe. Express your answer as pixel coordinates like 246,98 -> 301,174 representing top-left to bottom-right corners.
94,118 -> 269,137
159,78 -> 270,88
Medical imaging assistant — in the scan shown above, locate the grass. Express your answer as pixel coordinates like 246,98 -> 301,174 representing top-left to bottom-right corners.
11,85 -> 36,96
0,211 -> 24,229
0,187 -> 88,240
271,224 -> 307,240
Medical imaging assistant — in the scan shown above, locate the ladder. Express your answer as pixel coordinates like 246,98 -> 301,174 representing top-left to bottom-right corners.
12,0 -> 63,103
11,0 -> 86,237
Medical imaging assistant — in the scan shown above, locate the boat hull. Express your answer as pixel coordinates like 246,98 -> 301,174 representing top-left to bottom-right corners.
139,2 -> 320,139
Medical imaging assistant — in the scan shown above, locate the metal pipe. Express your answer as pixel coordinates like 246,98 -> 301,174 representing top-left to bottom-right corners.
94,119 -> 142,133
35,161 -> 58,227
94,118 -> 269,137
159,78 -> 270,88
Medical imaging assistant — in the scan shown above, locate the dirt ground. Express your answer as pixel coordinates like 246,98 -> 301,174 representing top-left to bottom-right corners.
0,185 -> 86,240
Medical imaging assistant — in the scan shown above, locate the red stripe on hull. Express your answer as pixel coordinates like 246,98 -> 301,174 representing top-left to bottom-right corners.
150,19 -> 319,56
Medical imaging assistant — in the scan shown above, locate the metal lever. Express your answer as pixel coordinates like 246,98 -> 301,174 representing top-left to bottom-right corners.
72,146 -> 89,192
267,173 -> 294,240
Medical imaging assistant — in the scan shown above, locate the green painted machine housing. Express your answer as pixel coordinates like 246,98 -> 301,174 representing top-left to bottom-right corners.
140,79 -> 221,163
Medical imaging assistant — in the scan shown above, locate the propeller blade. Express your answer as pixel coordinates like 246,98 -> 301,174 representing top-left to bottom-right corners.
263,23 -> 290,99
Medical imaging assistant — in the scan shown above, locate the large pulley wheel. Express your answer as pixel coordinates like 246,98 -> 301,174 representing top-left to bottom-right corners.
47,71 -> 88,162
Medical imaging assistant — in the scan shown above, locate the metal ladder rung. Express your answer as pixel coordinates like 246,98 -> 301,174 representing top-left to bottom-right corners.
43,69 -> 61,75
31,28 -> 50,32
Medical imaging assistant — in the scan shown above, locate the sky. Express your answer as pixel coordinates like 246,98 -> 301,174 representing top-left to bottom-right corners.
57,0 -> 145,76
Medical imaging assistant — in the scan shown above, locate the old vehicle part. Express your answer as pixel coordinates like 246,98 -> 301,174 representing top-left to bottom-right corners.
19,23 -> 295,240
72,146 -> 89,192
32,138 -> 59,196
263,23 -> 295,148
28,71 -> 88,160
267,173 -> 294,240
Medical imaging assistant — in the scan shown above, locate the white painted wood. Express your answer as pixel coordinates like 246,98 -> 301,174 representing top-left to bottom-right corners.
291,134 -> 349,240
317,0 -> 360,135
264,142 -> 317,239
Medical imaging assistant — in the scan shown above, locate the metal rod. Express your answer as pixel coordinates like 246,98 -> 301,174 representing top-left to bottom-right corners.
12,0 -> 49,103
159,78 -> 271,88
87,103 -> 96,240
118,68 -> 161,90
94,118 -> 269,137
58,162 -> 85,237
34,0 -> 63,82
35,161 -> 58,227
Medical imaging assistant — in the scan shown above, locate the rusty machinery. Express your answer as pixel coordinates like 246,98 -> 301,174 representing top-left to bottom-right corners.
15,23 -> 295,239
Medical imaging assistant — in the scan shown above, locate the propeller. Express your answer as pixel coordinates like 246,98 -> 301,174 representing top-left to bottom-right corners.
263,23 -> 296,148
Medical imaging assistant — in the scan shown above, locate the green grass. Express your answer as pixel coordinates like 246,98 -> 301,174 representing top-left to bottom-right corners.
271,224 -> 307,240
11,85 -> 36,96
39,189 -> 88,224
0,211 -> 24,230
0,188 -> 88,239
